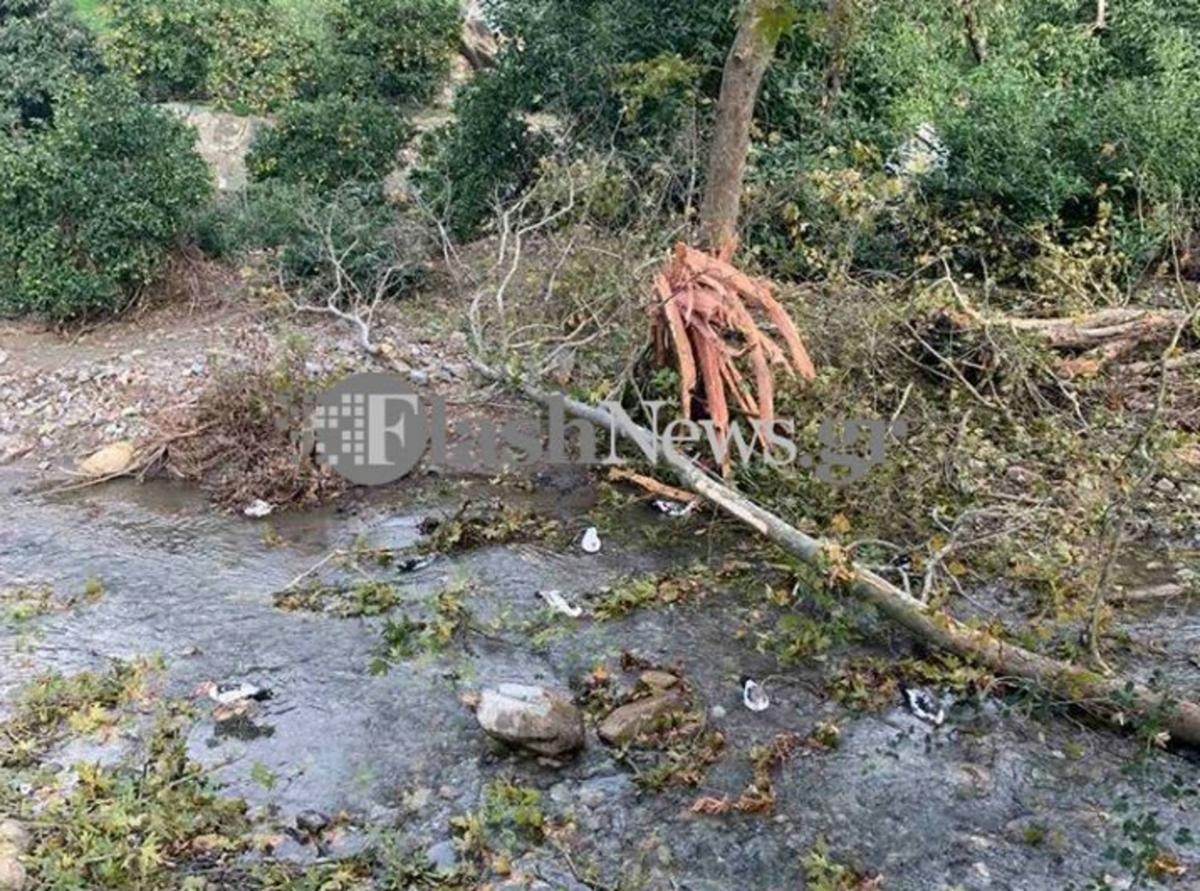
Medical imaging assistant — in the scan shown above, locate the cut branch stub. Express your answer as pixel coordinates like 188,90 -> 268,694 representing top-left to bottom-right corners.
651,242 -> 816,452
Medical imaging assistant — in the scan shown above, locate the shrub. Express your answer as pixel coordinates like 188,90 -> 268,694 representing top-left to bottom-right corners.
428,0 -> 1200,284
195,181 -> 431,304
0,77 -> 211,319
0,0 -> 49,24
248,94 -> 409,191
0,0 -> 102,129
324,0 -> 460,104
100,0 -> 213,101
415,70 -> 548,239
201,2 -> 316,113
103,0 -> 315,111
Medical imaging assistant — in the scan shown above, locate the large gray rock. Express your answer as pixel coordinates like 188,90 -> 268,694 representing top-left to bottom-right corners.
475,683 -> 584,756
160,103 -> 266,192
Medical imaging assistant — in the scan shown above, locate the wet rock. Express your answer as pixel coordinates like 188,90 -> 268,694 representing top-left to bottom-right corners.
295,810 -> 330,835
425,839 -> 459,874
578,773 -> 633,807
639,670 -> 679,692
475,683 -> 585,756
78,440 -> 135,477
598,690 -> 686,745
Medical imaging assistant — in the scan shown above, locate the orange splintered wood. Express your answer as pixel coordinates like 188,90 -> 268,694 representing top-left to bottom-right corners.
650,242 -> 816,470
656,272 -> 696,419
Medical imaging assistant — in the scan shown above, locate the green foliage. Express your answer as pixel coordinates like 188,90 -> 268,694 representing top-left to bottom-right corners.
417,0 -> 728,238
426,0 -> 1200,281
0,0 -> 102,129
452,779 -> 545,858
0,659 -> 160,767
415,70 -> 549,238
324,0 -> 460,104
196,181 -> 431,301
5,705 -> 251,889
201,1 -> 316,112
802,837 -> 876,891
249,94 -> 410,191
100,0 -> 213,101
0,60 -> 210,319
103,0 -> 316,111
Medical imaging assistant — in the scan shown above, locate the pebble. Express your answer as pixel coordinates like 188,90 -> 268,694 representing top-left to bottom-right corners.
425,840 -> 458,874
295,810 -> 330,835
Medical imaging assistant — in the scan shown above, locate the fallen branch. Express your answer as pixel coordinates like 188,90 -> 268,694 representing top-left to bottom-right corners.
1111,583 -> 1192,604
607,467 -> 698,506
473,359 -> 1200,748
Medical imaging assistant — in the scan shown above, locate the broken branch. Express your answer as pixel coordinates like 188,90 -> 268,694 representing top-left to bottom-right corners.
474,359 -> 1200,749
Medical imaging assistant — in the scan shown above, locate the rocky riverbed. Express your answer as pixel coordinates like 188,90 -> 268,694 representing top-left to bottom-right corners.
1,462 -> 1198,889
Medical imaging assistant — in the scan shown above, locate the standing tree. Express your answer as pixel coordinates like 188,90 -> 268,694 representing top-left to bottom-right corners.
698,0 -> 794,258
653,0 -> 813,467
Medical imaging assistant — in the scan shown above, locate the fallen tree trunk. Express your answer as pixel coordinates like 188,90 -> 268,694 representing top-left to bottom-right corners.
473,360 -> 1200,748
1003,308 -> 1187,350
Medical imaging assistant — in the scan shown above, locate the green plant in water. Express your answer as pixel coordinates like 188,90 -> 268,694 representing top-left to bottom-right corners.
452,779 -> 546,858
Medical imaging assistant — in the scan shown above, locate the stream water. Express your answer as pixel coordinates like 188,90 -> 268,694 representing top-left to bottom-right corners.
1,466 -> 1198,889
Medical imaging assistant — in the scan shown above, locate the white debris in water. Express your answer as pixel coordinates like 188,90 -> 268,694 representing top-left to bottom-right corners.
580,526 -> 601,554
652,499 -> 696,518
243,499 -> 275,519
742,678 -> 770,712
538,589 -> 583,618
902,685 -> 946,726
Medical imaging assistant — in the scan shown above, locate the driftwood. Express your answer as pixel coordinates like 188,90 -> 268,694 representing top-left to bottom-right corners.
474,360 -> 1200,748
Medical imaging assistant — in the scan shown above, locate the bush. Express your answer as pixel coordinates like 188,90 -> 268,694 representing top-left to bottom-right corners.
195,181 -> 430,303
417,0 -> 727,238
248,94 -> 410,191
324,0 -> 460,104
103,0 -> 315,111
415,70 -> 549,239
0,75 -> 211,319
428,0 -> 1200,284
0,0 -> 102,129
201,2 -> 316,113
100,0 -> 212,101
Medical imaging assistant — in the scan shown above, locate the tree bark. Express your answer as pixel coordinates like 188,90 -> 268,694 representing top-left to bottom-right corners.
472,358 -> 1200,749
699,0 -> 786,258
960,0 -> 988,64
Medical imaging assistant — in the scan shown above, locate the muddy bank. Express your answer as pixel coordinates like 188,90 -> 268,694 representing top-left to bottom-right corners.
2,466 -> 1198,889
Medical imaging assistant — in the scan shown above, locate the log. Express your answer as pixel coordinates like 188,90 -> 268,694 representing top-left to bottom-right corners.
473,360 -> 1200,748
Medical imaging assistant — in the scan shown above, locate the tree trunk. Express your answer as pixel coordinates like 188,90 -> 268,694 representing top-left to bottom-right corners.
699,0 -> 786,258
821,0 -> 853,117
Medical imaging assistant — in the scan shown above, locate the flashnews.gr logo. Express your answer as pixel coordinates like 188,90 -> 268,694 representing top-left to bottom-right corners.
310,372 -> 905,485
310,373 -> 428,485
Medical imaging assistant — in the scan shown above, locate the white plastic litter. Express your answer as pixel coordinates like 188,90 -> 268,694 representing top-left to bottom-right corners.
243,499 -> 275,519
742,678 -> 770,712
902,685 -> 946,726
538,589 -> 583,618
652,499 -> 696,518
580,526 -> 602,554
